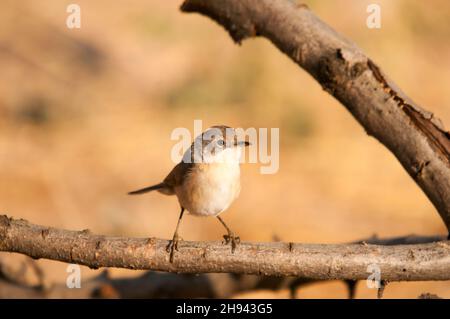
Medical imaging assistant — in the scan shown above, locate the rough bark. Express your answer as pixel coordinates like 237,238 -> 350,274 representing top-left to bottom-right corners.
1,232 -> 441,298
180,0 -> 450,231
0,216 -> 449,281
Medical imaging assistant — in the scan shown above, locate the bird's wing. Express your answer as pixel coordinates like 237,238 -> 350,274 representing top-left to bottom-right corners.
163,162 -> 193,189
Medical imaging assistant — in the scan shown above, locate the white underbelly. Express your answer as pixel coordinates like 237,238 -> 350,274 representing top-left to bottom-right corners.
175,163 -> 241,217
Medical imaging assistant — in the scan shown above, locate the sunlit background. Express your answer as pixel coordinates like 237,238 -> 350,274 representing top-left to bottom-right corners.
0,0 -> 449,298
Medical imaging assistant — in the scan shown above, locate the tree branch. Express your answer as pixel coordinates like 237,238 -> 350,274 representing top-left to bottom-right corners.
1,215 -> 449,281
180,0 -> 450,231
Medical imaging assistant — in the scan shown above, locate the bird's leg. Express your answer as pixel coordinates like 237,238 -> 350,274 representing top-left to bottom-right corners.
166,207 -> 185,263
216,216 -> 240,253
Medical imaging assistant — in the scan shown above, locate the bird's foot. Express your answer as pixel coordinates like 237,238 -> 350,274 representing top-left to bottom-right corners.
166,235 -> 182,263
223,233 -> 240,253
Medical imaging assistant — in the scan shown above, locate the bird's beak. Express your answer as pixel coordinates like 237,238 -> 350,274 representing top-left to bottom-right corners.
235,140 -> 251,147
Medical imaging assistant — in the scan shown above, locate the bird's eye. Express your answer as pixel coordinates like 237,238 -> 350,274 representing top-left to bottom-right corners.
217,139 -> 225,146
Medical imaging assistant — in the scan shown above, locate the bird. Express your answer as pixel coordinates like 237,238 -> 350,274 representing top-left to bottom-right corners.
128,125 -> 250,262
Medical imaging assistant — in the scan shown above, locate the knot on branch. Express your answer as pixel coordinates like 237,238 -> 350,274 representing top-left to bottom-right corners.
181,0 -> 258,44
0,215 -> 12,242
316,48 -> 367,94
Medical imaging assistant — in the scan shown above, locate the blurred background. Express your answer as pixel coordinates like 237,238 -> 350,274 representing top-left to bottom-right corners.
0,0 -> 449,298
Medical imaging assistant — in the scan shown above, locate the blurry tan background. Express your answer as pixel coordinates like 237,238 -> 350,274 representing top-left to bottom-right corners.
0,0 -> 449,298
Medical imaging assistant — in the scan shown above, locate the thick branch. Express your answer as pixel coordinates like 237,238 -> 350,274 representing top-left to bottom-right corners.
0,216 -> 449,281
180,0 -> 450,230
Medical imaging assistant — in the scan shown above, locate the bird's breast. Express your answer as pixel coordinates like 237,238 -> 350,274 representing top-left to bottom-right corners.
175,163 -> 241,217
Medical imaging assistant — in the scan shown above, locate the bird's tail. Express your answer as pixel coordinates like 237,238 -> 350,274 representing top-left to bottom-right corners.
128,183 -> 165,195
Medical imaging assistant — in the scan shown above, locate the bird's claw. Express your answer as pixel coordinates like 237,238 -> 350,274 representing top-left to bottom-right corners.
223,233 -> 240,253
166,235 -> 182,263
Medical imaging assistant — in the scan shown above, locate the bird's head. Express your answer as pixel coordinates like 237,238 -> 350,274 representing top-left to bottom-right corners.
183,125 -> 250,164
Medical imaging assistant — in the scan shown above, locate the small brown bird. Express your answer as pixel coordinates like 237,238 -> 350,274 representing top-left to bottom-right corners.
129,125 -> 250,262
